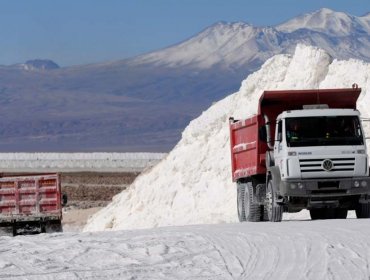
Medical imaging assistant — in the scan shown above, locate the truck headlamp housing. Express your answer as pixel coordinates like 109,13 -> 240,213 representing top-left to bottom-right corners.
357,150 -> 366,154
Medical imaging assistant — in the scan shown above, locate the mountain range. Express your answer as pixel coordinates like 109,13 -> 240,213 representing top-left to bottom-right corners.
1,8 -> 370,152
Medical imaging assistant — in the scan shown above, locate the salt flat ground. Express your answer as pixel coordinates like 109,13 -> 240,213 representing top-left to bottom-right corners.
1,218 -> 370,280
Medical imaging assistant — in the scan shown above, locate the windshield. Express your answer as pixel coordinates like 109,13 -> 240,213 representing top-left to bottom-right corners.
285,116 -> 364,147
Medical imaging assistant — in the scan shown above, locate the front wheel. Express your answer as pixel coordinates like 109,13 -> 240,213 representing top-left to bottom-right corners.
266,180 -> 283,222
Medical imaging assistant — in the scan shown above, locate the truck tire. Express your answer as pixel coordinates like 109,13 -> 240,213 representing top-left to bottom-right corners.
237,183 -> 246,222
244,182 -> 261,222
266,180 -> 283,222
356,203 -> 370,218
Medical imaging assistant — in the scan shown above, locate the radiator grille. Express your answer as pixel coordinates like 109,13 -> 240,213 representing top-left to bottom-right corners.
299,158 -> 355,173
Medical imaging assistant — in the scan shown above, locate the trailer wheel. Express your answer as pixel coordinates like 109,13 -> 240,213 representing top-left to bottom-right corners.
244,182 -> 261,222
356,203 -> 370,218
237,183 -> 246,222
266,180 -> 283,222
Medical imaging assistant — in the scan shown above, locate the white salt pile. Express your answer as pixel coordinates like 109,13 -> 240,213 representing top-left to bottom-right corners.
84,44 -> 370,232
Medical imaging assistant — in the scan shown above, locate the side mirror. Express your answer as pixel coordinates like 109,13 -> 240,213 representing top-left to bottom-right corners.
259,126 -> 267,142
62,193 -> 68,207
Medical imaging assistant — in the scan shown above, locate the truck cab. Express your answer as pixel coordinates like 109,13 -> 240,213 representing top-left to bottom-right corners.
270,108 -> 370,219
275,109 -> 367,181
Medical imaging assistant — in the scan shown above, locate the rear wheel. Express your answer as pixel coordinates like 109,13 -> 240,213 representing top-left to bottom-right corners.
356,203 -> 370,218
266,180 -> 283,222
244,182 -> 261,222
237,183 -> 246,222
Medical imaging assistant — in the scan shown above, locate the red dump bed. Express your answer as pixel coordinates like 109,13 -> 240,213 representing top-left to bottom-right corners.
229,87 -> 361,182
0,174 -> 62,222
229,115 -> 267,181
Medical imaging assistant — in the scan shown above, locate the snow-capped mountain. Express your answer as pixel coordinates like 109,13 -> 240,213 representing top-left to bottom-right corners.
132,22 -> 279,69
0,8 -> 369,152
133,8 -> 370,71
277,8 -> 370,35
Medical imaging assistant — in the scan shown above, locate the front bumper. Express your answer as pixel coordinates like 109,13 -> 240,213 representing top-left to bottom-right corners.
279,177 -> 370,198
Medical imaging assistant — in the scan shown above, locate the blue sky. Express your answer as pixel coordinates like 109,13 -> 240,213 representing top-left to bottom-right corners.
0,0 -> 369,66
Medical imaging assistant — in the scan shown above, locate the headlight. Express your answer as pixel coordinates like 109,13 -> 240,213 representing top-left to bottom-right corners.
361,181 -> 368,187
290,183 -> 297,189
288,151 -> 297,156
354,181 -> 360,188
357,150 -> 366,154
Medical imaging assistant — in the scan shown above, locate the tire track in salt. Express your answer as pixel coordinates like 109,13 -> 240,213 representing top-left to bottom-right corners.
2,220 -> 370,279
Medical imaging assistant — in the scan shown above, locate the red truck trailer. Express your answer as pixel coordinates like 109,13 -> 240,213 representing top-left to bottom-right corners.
0,173 -> 65,235
229,85 -> 370,222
